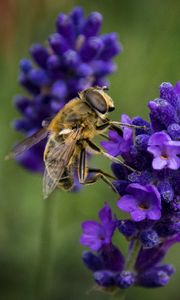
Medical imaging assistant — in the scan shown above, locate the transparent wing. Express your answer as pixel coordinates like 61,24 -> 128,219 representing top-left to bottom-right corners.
6,127 -> 48,160
43,129 -> 81,199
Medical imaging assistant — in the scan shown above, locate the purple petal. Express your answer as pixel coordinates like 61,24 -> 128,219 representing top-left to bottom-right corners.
101,140 -> 121,156
126,183 -> 148,193
131,210 -> 146,222
126,183 -> 149,200
121,114 -> 133,141
146,185 -> 161,208
146,208 -> 161,220
148,131 -> 171,146
147,145 -> 161,157
117,195 -> 138,212
152,156 -> 168,170
80,235 -> 102,251
167,156 -> 180,170
109,130 -> 121,141
81,221 -> 102,235
98,203 -> 112,224
121,114 -> 132,124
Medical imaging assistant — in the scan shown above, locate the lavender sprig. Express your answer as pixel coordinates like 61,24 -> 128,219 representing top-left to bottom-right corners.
13,6 -> 121,172
80,81 -> 180,293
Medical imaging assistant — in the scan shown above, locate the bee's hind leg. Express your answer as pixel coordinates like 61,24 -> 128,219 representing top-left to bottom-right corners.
78,148 -> 117,193
78,148 -> 88,184
82,168 -> 118,194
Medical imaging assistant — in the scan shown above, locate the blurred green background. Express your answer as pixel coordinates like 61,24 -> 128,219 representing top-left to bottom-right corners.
0,0 -> 180,299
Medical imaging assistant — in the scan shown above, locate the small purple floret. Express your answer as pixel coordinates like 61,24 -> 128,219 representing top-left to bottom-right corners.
117,183 -> 161,222
148,131 -> 180,170
101,114 -> 133,157
80,203 -> 116,251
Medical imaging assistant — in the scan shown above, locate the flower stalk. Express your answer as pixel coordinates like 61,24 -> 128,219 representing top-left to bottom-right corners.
34,197 -> 54,299
126,239 -> 141,271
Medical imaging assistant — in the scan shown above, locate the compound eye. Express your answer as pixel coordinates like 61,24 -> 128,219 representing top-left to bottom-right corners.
86,90 -> 108,114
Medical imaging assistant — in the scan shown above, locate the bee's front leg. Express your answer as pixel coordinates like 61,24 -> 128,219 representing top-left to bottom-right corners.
96,120 -> 146,134
109,121 -> 146,130
96,121 -> 123,135
85,139 -> 138,174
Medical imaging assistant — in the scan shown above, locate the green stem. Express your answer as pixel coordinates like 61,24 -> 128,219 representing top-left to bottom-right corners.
34,197 -> 54,300
126,239 -> 141,270
110,289 -> 126,300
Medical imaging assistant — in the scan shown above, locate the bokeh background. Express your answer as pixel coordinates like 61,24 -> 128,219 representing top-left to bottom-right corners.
0,0 -> 180,299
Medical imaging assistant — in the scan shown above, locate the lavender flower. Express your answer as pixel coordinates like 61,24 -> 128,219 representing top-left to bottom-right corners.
101,114 -> 133,157
148,132 -> 180,170
80,203 -> 116,251
80,205 -> 179,290
13,7 -> 121,172
81,81 -> 180,292
117,183 -> 161,221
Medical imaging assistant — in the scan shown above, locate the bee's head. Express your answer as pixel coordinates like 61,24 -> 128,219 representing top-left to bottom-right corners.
80,86 -> 115,115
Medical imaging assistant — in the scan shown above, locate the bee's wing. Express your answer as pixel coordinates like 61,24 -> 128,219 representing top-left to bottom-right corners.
43,129 -> 81,199
6,127 -> 48,160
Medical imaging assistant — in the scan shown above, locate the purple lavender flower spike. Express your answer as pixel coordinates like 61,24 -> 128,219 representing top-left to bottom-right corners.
13,7 -> 121,172
148,131 -> 180,170
117,183 -> 161,222
80,203 -> 116,251
81,81 -> 180,292
101,114 -> 133,157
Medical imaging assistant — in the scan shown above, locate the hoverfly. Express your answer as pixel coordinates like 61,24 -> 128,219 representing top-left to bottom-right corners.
6,86 -> 142,199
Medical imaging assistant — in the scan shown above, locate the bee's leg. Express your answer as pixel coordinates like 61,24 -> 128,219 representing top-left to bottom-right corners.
96,121 -> 146,133
85,139 -> 139,174
78,148 -> 117,192
83,168 -> 118,194
99,133 -> 109,140
78,148 -> 88,183
87,168 -> 116,180
96,122 -> 123,135
109,121 -> 146,130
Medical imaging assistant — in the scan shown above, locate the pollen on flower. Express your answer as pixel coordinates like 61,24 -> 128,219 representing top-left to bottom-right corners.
139,203 -> 150,210
160,154 -> 168,160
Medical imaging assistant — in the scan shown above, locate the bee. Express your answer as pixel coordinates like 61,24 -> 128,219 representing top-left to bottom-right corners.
6,86 -> 141,199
